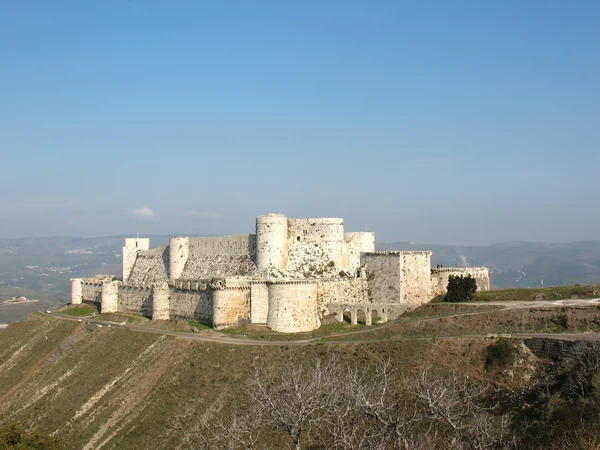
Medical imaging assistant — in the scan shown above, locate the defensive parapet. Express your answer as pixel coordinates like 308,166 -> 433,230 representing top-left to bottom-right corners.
123,238 -> 150,281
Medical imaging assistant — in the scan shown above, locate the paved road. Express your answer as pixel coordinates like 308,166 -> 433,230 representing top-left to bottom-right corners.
42,298 -> 600,346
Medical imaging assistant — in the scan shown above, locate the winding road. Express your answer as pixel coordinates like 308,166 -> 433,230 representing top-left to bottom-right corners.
40,298 -> 600,346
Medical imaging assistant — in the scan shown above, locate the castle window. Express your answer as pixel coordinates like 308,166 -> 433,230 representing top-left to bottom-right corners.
297,236 -> 301,241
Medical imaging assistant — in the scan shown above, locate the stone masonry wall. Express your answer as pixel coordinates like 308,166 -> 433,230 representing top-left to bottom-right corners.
123,238 -> 150,281
361,253 -> 401,305
430,267 -> 491,298
169,287 -> 212,323
128,246 -> 169,284
81,282 -> 103,303
118,285 -> 153,316
212,288 -> 251,329
317,279 -> 369,307
267,281 -> 320,333
250,283 -> 269,323
187,235 -> 256,257
287,218 -> 344,242
399,252 -> 432,307
179,236 -> 257,280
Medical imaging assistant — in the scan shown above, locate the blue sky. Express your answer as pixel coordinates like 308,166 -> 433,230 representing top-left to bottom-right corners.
1,1 -> 598,244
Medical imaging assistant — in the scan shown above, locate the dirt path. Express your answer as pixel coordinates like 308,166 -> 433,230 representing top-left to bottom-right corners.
47,298 -> 600,346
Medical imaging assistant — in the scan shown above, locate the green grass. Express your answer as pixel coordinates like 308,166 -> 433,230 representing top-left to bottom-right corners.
60,306 -> 97,317
94,312 -> 148,324
432,284 -> 600,303
188,321 -> 211,331
218,321 -> 378,341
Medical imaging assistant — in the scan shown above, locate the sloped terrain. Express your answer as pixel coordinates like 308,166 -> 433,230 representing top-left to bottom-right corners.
0,312 -> 521,449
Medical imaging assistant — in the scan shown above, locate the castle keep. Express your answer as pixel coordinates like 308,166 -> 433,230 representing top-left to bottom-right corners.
71,214 -> 490,333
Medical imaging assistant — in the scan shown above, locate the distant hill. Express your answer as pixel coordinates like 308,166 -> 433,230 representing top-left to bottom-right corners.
0,237 -> 599,297
379,241 -> 600,288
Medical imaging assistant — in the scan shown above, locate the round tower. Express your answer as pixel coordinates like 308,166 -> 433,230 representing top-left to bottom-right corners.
101,281 -> 120,313
169,237 -> 189,280
266,281 -> 320,333
152,282 -> 171,320
256,214 -> 289,274
71,278 -> 83,305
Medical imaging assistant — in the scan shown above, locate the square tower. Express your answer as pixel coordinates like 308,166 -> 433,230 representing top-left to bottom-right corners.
122,237 -> 150,282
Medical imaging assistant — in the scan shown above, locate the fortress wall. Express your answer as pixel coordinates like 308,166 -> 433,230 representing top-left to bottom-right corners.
399,251 -> 433,307
212,288 -> 251,329
344,232 -> 376,253
250,283 -> 269,323
179,236 -> 257,280
317,279 -> 369,306
118,284 -> 153,316
187,235 -> 256,257
169,237 -> 189,280
127,246 -> 169,284
81,282 -> 103,303
281,240 -> 351,278
361,253 -> 402,304
267,281 -> 320,333
287,218 -> 344,242
430,267 -> 491,298
123,238 -> 150,281
169,287 -> 212,323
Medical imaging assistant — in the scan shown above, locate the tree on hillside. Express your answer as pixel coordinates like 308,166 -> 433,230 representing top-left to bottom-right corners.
445,275 -> 478,303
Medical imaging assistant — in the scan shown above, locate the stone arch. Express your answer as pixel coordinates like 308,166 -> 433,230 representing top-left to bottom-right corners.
341,308 -> 356,324
370,308 -> 380,324
356,308 -> 367,325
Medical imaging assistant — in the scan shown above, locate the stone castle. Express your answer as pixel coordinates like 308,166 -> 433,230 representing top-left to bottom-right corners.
71,214 -> 490,333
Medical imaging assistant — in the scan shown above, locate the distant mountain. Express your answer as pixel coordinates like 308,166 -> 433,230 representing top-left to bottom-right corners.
1,237 -> 599,294
379,241 -> 600,288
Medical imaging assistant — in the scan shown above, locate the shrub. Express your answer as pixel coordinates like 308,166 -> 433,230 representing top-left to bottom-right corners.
444,275 -> 478,302
485,339 -> 516,371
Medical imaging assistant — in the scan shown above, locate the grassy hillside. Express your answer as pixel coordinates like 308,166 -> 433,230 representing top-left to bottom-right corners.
4,305 -> 600,448
0,312 -> 513,450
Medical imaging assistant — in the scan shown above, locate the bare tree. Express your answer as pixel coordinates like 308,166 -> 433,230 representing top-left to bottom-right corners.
567,342 -> 600,398
402,367 -> 509,449
246,354 -> 344,450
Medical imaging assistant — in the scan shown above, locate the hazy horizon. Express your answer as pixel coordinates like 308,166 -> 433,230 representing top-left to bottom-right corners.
2,2 -> 598,245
